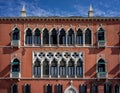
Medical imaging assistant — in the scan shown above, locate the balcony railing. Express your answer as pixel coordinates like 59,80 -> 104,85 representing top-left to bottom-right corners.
11,40 -> 20,48
97,72 -> 107,79
10,72 -> 20,78
98,40 -> 106,47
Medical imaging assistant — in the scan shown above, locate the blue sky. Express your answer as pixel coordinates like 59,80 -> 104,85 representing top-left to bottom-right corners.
0,0 -> 120,17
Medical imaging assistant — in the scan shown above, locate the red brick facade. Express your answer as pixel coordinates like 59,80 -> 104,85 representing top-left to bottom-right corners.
0,17 -> 120,93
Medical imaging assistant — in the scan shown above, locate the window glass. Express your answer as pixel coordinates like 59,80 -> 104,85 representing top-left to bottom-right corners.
24,84 -> 31,93
59,28 -> 66,44
85,28 -> 91,44
104,83 -> 112,93
56,84 -> 62,93
34,58 -> 41,77
11,84 -> 18,93
76,29 -> 83,45
67,29 -> 74,45
12,28 -> 19,40
25,28 -> 32,45
43,59 -> 49,77
76,59 -> 83,77
34,28 -> 41,45
51,28 -> 58,44
43,28 -> 49,44
80,84 -> 87,93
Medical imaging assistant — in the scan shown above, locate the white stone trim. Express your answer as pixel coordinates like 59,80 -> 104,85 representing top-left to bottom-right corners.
64,85 -> 78,93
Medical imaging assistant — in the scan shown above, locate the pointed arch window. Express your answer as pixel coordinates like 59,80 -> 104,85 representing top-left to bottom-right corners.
80,84 -> 87,93
56,84 -> 63,93
97,59 -> 107,78
45,84 -> 52,93
51,59 -> 58,77
85,28 -> 92,45
10,58 -> 20,78
67,28 -> 75,45
76,59 -> 83,77
115,84 -> 119,93
25,28 -> 32,45
98,59 -> 106,72
97,28 -> 106,47
43,59 -> 49,77
11,58 -> 20,72
51,28 -> 58,45
34,28 -> 41,45
43,28 -> 49,45
59,28 -> 66,45
24,84 -> 31,93
76,29 -> 83,45
98,28 -> 105,41
34,58 -> 41,77
59,59 -> 66,77
91,84 -> 98,93
12,28 -> 20,40
104,83 -> 112,93
11,84 -> 18,93
68,59 -> 75,77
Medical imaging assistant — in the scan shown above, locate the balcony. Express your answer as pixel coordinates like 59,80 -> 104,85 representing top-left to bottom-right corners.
11,40 -> 20,48
98,40 -> 106,47
97,72 -> 107,79
10,72 -> 20,78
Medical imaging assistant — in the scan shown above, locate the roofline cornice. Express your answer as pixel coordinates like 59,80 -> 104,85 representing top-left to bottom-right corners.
0,16 -> 120,23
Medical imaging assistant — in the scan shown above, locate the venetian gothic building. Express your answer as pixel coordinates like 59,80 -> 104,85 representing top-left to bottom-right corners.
0,5 -> 120,93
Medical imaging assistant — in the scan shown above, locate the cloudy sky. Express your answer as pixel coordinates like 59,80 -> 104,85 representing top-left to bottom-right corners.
0,0 -> 120,17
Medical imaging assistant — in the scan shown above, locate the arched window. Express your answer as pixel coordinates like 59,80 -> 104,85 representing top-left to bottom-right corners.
43,59 -> 49,77
11,58 -> 20,72
56,84 -> 63,93
97,28 -> 106,47
34,28 -> 41,45
68,59 -> 75,77
115,84 -> 119,93
98,28 -> 105,41
59,28 -> 66,45
76,28 -> 83,45
80,84 -> 87,93
97,59 -> 107,78
51,59 -> 57,77
24,84 -> 31,93
25,28 -> 32,45
67,28 -> 75,45
51,28 -> 58,45
85,28 -> 91,45
76,59 -> 83,77
45,84 -> 52,93
98,59 -> 106,72
104,83 -> 112,93
91,84 -> 98,93
11,84 -> 18,93
43,28 -> 49,45
59,59 -> 66,77
12,28 -> 20,40
34,58 -> 41,77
